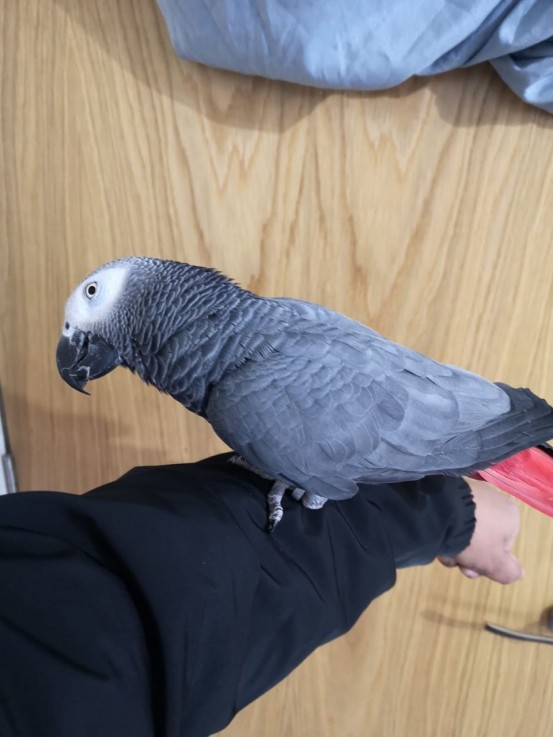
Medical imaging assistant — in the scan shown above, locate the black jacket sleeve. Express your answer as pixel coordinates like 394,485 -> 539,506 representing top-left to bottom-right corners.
0,454 -> 474,737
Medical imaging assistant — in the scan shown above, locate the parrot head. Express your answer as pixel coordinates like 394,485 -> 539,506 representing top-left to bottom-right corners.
56,259 -> 140,394
56,257 -> 246,398
56,257 -> 183,394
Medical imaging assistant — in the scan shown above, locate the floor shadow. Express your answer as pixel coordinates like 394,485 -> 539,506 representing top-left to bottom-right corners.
344,66 -> 553,130
422,600 -> 553,636
53,0 -> 330,133
421,609 -> 483,633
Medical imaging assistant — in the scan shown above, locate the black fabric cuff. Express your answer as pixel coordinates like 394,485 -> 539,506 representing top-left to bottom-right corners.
358,475 -> 476,568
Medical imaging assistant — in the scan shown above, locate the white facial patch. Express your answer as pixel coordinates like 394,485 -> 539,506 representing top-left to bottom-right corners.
63,265 -> 130,334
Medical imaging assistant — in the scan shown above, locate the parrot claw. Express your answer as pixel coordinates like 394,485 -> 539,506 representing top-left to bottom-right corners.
267,481 -> 288,532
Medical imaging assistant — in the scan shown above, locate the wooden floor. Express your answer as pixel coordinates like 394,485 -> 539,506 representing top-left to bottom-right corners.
2,1 -> 553,734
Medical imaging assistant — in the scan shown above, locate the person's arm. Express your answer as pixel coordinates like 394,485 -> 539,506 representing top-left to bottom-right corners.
0,455 -> 519,737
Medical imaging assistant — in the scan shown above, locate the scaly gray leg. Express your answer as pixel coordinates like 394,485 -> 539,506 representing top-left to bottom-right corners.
229,454 -> 275,480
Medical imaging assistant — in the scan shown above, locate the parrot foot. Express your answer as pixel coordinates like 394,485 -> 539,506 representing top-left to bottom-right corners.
301,492 -> 328,510
267,481 -> 288,532
229,456 -> 328,529
291,489 -> 328,510
229,456 -> 290,531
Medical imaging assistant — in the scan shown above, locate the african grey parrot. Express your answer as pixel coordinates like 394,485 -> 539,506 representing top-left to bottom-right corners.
56,257 -> 553,529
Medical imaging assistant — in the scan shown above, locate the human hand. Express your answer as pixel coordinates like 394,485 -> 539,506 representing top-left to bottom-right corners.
438,479 -> 523,584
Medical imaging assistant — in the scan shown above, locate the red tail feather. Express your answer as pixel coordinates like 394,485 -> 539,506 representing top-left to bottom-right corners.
473,447 -> 553,516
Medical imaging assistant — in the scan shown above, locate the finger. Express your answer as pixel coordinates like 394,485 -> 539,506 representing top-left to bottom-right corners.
489,554 -> 524,585
459,566 -> 480,579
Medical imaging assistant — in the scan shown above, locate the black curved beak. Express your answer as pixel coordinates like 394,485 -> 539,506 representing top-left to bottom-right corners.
56,330 -> 121,395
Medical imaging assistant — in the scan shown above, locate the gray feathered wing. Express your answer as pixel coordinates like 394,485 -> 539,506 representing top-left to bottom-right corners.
206,299 -> 553,500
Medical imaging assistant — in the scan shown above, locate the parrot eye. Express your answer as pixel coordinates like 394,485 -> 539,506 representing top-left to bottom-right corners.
85,282 -> 98,299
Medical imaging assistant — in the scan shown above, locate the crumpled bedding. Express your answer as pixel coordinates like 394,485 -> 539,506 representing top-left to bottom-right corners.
157,0 -> 553,113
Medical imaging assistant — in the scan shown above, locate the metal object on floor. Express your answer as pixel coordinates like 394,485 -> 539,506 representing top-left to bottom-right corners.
485,606 -> 553,644
0,386 -> 17,494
